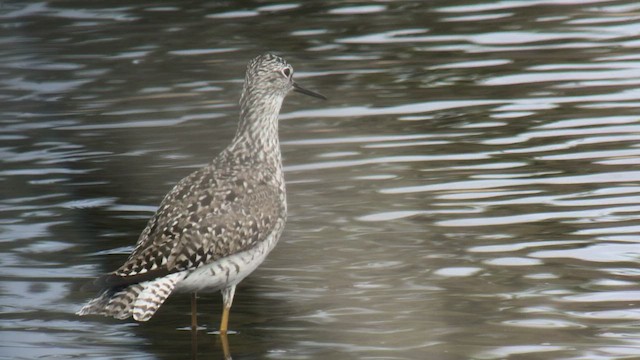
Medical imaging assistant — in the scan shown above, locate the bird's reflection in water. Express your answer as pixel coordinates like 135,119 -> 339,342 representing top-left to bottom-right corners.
190,329 -> 232,360
219,333 -> 231,360
191,330 -> 197,360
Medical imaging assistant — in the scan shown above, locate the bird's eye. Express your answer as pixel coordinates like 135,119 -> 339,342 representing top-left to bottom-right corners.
281,68 -> 292,78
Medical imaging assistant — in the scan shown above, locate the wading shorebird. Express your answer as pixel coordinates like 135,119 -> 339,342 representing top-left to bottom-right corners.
77,53 -> 326,333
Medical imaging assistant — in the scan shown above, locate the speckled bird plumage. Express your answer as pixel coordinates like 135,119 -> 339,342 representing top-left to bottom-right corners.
77,53 -> 325,325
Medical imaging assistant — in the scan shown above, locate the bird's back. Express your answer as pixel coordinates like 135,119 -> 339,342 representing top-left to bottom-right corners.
77,143 -> 286,320
103,148 -> 286,288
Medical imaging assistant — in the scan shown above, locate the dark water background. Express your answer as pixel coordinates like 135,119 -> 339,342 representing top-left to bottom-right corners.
2,1 -> 640,359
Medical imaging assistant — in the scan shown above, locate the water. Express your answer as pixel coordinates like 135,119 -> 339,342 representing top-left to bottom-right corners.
2,0 -> 640,359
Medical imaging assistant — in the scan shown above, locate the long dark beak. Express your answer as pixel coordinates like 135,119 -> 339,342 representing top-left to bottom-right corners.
293,82 -> 327,100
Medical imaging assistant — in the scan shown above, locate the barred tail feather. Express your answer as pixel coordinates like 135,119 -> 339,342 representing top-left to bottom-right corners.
76,283 -> 145,320
133,273 -> 183,321
77,273 -> 184,321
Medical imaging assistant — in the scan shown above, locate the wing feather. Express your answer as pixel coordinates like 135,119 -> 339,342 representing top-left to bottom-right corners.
107,157 -> 284,283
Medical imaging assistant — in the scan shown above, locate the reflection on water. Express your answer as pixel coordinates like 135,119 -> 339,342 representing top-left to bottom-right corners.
2,0 -> 640,359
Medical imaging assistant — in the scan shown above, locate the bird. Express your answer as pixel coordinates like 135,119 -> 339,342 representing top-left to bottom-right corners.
77,53 -> 326,333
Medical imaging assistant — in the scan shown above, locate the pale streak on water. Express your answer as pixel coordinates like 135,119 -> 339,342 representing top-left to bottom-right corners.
2,1 -> 640,359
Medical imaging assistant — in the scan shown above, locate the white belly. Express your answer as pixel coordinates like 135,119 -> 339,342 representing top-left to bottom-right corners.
174,226 -> 282,293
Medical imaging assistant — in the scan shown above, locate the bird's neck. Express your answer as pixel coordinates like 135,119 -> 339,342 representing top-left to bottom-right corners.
228,90 -> 285,168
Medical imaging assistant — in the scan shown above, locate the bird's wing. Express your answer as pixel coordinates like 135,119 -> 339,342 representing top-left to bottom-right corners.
97,161 -> 284,288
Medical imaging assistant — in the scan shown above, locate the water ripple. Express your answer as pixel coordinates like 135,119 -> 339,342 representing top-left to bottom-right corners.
381,171 -> 640,194
3,1 -> 640,359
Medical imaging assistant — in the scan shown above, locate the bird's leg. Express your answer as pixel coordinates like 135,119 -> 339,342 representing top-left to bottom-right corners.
191,292 -> 198,330
220,285 -> 236,334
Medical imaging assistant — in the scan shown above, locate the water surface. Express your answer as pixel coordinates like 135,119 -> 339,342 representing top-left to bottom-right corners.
2,1 -> 640,359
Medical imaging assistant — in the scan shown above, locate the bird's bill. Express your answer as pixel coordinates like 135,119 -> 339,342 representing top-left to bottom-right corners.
293,82 -> 327,100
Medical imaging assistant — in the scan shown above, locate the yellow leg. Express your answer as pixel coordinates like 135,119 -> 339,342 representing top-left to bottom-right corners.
220,331 -> 231,360
220,305 -> 230,334
220,286 -> 236,334
191,292 -> 198,330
